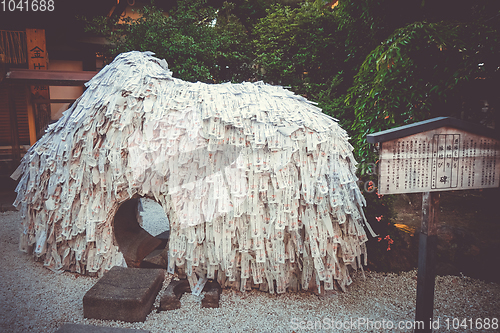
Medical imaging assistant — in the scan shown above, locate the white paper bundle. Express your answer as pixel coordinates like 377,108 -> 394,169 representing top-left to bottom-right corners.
12,51 -> 375,291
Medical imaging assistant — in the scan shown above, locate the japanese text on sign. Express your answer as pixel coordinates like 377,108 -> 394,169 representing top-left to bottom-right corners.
378,127 -> 500,194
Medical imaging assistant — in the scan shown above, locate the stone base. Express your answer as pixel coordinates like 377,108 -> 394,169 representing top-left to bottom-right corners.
159,279 -> 222,310
201,281 -> 222,308
114,198 -> 162,268
56,323 -> 150,332
83,266 -> 164,322
140,249 -> 168,269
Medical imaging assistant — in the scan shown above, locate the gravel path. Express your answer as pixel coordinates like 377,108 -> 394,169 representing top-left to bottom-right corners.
138,198 -> 170,237
1,210 -> 499,333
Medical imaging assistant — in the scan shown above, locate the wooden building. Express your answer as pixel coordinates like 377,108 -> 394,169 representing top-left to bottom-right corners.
0,0 -> 171,174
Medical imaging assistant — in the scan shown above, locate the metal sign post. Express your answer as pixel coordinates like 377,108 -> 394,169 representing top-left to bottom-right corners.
367,117 -> 500,332
415,191 -> 439,332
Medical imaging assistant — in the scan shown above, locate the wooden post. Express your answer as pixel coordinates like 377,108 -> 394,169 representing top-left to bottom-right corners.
8,84 -> 21,165
26,85 -> 37,146
415,191 -> 440,332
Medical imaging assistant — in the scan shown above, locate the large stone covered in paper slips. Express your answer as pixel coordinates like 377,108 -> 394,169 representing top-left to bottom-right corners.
12,51 -> 376,292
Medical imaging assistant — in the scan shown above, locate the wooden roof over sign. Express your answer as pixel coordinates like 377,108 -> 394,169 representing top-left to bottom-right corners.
5,68 -> 98,86
367,117 -> 500,143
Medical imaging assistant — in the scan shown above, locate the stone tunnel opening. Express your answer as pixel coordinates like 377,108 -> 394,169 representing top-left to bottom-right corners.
113,196 -> 170,269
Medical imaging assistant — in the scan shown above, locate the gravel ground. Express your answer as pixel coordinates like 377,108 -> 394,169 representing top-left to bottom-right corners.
1,210 -> 499,333
139,198 -> 170,237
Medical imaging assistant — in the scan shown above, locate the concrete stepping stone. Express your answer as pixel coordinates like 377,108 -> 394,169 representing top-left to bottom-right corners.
56,323 -> 150,332
83,266 -> 164,322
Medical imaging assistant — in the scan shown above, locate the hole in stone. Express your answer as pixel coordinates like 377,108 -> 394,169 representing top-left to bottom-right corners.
113,196 -> 170,269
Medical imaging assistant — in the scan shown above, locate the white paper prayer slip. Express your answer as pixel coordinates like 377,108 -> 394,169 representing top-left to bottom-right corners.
12,51 -> 374,291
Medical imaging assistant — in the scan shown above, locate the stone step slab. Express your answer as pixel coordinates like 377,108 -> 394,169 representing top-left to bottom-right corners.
56,323 -> 150,332
83,266 -> 164,322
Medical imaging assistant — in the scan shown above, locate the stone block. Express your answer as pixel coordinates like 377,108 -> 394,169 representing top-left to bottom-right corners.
154,230 -> 170,250
140,249 -> 168,269
201,281 -> 222,308
56,323 -> 150,332
159,279 -> 190,310
113,198 -> 162,268
83,266 -> 164,322
159,278 -> 222,310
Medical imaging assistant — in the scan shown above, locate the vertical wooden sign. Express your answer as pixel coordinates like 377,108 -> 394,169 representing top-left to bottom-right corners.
26,28 -> 49,97
26,28 -> 50,142
367,117 -> 500,332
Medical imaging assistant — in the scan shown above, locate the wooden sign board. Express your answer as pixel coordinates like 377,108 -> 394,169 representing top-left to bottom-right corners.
26,28 -> 50,141
367,117 -> 499,332
26,28 -> 49,98
368,117 -> 500,195
378,128 -> 500,194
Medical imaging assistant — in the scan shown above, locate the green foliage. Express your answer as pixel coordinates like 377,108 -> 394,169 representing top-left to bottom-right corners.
218,0 -> 269,30
253,1 -> 344,92
82,1 -> 253,83
347,19 -> 500,165
335,0 -> 424,87
251,1 -> 364,152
